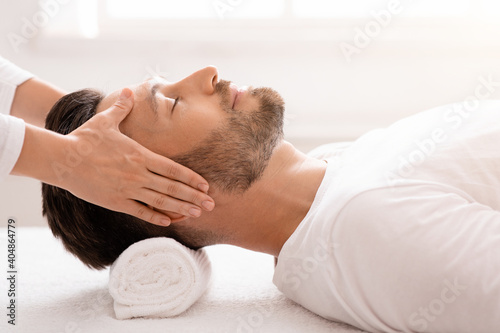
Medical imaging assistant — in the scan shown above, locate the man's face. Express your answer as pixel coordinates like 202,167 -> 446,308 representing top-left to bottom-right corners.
98,66 -> 263,156
97,66 -> 285,193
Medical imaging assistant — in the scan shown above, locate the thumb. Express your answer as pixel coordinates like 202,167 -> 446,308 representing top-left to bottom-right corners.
103,88 -> 135,124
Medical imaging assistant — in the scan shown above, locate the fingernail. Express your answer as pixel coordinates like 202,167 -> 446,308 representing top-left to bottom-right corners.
198,183 -> 209,193
120,88 -> 132,99
189,207 -> 201,217
202,200 -> 215,211
160,218 -> 171,226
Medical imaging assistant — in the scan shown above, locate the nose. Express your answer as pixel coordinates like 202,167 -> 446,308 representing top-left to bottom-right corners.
181,66 -> 219,95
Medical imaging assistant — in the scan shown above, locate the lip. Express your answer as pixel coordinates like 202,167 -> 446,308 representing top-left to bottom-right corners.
230,83 -> 247,109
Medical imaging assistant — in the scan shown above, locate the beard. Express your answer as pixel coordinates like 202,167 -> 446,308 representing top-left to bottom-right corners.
172,79 -> 285,193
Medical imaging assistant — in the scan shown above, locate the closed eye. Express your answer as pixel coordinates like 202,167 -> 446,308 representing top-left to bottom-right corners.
171,98 -> 179,114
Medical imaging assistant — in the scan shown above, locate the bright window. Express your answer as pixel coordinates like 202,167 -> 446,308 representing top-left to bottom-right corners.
103,0 -> 494,19
41,0 -> 500,39
106,0 -> 285,19
292,0 -> 470,18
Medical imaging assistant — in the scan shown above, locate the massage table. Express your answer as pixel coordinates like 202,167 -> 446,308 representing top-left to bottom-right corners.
0,227 -> 366,333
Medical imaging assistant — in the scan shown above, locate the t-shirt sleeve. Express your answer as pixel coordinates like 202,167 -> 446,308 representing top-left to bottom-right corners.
0,114 -> 25,180
0,57 -> 33,180
0,56 -> 34,115
334,184 -> 500,332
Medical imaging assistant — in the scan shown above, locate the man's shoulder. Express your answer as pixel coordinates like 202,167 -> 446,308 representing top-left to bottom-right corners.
336,182 -> 473,226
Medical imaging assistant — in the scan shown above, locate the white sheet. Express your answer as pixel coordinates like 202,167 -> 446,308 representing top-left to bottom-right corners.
0,227 -> 366,333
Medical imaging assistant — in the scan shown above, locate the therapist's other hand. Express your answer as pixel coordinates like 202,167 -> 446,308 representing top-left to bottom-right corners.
63,88 -> 214,226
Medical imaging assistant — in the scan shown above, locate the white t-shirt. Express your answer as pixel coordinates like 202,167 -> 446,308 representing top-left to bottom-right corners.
0,57 -> 34,180
273,100 -> 500,333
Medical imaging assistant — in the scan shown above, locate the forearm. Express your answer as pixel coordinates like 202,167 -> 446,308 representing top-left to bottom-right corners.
10,77 -> 66,127
11,123 -> 70,187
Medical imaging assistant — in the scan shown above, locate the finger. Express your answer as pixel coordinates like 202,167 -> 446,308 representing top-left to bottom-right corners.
124,200 -> 172,227
152,207 -> 190,224
101,88 -> 135,125
148,173 -> 214,211
134,188 -> 206,218
170,215 -> 190,223
152,207 -> 185,221
146,151 -> 210,194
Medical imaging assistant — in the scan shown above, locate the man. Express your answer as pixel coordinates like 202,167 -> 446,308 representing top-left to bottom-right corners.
43,66 -> 500,333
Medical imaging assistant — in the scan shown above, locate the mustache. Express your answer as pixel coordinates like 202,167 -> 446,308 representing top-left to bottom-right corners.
214,79 -> 285,115
214,79 -> 232,109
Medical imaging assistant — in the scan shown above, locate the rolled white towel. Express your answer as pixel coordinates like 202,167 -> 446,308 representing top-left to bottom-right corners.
108,237 -> 212,319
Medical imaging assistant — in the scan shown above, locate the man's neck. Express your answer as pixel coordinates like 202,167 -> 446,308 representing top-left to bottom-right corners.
194,141 -> 327,257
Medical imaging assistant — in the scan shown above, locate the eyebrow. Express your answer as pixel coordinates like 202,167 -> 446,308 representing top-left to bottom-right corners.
148,83 -> 160,117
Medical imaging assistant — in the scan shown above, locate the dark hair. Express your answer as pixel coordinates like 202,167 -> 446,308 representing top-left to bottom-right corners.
41,90 -> 205,269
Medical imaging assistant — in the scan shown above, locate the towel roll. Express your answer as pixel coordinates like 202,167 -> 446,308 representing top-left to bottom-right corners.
109,237 -> 211,319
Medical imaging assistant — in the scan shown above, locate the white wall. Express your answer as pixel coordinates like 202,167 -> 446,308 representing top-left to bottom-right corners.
1,0 -> 500,226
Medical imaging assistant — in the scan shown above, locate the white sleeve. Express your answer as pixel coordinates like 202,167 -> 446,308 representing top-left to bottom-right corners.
0,114 -> 25,180
0,57 -> 33,180
335,184 -> 500,333
0,56 -> 34,115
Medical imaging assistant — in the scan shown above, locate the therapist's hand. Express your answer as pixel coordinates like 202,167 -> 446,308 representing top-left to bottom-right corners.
61,88 -> 214,226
